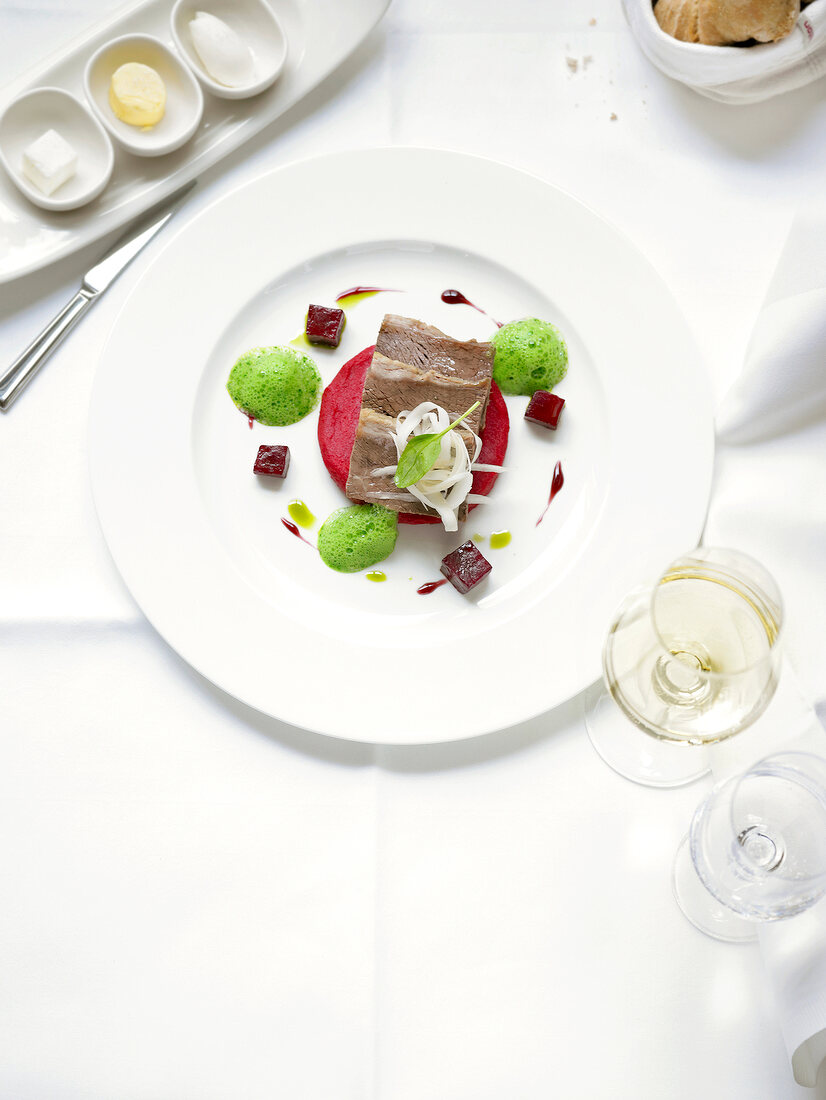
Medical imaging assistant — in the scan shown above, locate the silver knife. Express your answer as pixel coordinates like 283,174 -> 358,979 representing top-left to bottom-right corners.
0,180 -> 197,411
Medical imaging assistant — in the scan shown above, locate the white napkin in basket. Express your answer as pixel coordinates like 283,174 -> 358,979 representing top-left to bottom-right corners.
622,0 -> 826,103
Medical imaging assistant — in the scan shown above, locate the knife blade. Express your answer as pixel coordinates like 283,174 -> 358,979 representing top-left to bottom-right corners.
83,180 -> 197,294
0,180 -> 197,411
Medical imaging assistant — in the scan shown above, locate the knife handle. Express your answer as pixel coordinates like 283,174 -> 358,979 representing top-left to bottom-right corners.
0,286 -> 98,411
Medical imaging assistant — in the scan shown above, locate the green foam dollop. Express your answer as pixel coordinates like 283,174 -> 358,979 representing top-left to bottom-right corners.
317,505 -> 399,573
226,345 -> 322,426
491,318 -> 568,396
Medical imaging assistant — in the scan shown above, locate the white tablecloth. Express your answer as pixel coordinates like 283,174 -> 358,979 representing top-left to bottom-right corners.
2,1 -> 826,1097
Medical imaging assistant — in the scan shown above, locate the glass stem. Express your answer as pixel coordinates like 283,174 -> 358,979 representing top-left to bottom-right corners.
651,646 -> 713,707
737,825 -> 785,872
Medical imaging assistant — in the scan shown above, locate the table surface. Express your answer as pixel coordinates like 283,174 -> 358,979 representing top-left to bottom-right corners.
2,1 -> 826,1097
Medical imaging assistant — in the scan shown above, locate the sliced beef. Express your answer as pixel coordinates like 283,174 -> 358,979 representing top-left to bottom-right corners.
345,315 -> 494,519
346,410 -> 475,520
363,355 -> 491,431
377,316 -> 493,383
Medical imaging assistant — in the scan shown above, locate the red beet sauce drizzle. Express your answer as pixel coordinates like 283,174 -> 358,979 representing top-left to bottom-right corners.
536,461 -> 564,527
281,518 -> 314,547
417,578 -> 448,595
440,289 -> 503,328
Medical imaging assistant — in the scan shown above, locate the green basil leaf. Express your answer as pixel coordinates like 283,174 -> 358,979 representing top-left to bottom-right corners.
393,401 -> 480,489
394,433 -> 442,488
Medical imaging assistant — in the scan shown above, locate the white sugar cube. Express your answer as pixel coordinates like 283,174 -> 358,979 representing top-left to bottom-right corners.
22,128 -> 77,197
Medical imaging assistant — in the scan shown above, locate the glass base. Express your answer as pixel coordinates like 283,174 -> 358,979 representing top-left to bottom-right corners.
672,835 -> 757,943
583,686 -> 710,788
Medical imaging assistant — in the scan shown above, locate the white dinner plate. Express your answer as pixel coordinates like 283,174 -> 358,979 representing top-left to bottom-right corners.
89,148 -> 714,744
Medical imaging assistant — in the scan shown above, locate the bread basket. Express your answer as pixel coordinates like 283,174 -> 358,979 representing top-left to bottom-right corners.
622,0 -> 826,102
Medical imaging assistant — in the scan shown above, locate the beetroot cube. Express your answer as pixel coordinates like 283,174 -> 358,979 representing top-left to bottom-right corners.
254,445 -> 290,478
525,390 -> 565,430
306,304 -> 346,348
440,540 -> 492,594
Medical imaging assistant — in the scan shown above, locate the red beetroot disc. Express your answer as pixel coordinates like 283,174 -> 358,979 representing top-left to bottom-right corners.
318,345 -> 509,524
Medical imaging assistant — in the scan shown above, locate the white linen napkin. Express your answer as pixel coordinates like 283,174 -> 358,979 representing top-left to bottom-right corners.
709,211 -> 826,1088
761,896 -> 826,1089
710,671 -> 826,1087
754,683 -> 826,1089
707,210 -> 826,707
715,211 -> 826,443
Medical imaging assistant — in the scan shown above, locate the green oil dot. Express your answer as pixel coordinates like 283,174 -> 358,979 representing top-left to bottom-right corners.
287,500 -> 316,528
366,571 -> 387,582
472,533 -> 486,542
490,530 -> 512,549
290,332 -> 312,349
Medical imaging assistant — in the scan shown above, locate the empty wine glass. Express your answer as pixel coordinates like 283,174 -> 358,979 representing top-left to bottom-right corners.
585,547 -> 783,787
673,752 -> 826,943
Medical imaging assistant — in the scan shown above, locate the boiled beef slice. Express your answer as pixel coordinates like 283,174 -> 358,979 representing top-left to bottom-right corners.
345,316 -> 494,519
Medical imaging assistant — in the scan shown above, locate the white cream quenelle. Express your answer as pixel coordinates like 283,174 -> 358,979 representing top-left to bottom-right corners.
189,12 -> 255,87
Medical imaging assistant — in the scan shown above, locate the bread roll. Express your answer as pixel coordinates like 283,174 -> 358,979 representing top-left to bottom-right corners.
655,0 -> 700,41
697,0 -> 800,43
654,0 -> 801,43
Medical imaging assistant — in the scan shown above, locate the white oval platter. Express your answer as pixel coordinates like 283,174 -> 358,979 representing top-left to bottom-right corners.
0,0 -> 389,282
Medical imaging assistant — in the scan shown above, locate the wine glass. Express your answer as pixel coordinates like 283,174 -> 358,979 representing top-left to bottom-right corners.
585,547 -> 783,787
673,752 -> 826,943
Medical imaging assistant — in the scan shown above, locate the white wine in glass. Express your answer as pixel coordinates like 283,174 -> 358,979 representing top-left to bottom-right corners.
585,547 -> 783,787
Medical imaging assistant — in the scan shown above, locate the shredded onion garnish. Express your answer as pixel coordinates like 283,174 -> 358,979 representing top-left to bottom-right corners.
372,402 -> 505,532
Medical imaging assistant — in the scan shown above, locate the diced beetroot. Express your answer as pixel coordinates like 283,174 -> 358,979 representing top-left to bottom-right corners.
525,390 -> 565,430
306,304 -> 346,348
440,541 -> 492,594
254,444 -> 290,478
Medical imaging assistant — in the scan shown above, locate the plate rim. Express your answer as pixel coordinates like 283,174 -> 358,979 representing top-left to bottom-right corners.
88,146 -> 715,744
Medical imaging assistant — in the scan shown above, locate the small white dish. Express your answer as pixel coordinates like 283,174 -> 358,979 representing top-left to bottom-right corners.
84,33 -> 203,157
171,0 -> 288,100
0,87 -> 114,212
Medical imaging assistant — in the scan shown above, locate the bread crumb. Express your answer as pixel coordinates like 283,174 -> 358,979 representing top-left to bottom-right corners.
610,112 -> 618,120
566,57 -> 579,72
589,17 -> 597,25
583,55 -> 594,68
